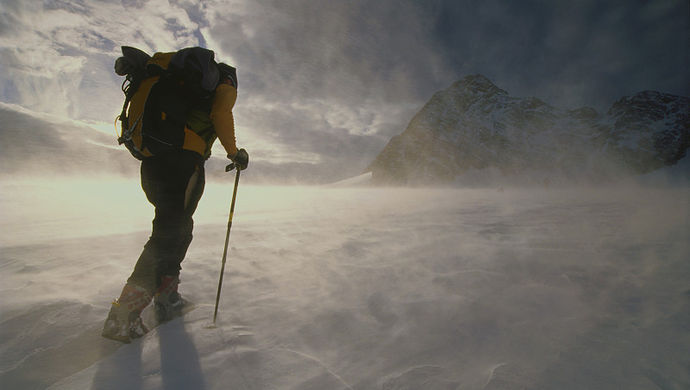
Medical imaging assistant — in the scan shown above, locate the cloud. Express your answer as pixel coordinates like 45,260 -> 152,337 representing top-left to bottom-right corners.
200,0 -> 457,179
204,1 -> 451,103
427,0 -> 690,110
0,0 -> 687,183
0,0 -> 204,119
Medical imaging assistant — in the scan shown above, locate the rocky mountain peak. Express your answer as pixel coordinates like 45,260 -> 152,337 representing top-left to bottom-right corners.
567,106 -> 600,120
368,76 -> 689,185
608,90 -> 689,121
449,74 -> 508,97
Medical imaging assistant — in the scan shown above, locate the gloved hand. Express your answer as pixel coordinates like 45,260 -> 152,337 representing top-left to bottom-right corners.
228,148 -> 249,171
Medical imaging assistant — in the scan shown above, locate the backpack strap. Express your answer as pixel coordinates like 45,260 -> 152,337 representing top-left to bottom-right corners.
115,47 -> 152,140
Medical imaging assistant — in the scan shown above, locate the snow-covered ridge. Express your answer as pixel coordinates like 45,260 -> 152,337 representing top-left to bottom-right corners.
368,75 -> 690,185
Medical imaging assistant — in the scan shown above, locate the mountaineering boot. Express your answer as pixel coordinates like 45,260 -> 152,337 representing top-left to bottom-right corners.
154,275 -> 193,323
102,283 -> 153,343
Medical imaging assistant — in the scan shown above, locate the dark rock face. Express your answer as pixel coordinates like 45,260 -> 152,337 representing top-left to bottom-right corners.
607,91 -> 690,172
368,75 -> 689,185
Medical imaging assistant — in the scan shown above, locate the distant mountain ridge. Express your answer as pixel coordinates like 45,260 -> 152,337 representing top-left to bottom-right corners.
368,75 -> 689,185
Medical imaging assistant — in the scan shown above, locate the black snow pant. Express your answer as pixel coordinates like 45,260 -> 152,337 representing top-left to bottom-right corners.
127,150 -> 205,294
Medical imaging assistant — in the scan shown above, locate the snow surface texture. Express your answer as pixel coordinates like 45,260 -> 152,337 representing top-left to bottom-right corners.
1,179 -> 689,389
369,75 -> 690,185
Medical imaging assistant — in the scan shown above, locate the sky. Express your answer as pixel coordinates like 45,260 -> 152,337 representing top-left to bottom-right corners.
0,0 -> 688,182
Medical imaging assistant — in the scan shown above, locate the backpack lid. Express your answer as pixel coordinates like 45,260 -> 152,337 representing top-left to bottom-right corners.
119,46 -> 151,73
169,47 -> 220,94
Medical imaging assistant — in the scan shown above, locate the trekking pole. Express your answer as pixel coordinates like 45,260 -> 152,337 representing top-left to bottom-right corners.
213,162 -> 241,324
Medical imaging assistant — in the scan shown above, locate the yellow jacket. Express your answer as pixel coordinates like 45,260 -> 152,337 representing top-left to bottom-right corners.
210,81 -> 238,157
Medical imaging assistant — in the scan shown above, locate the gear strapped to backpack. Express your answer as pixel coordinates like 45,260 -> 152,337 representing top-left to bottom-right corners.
115,46 -> 237,160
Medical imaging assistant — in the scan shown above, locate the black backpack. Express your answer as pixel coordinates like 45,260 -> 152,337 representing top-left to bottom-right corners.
115,46 -> 237,159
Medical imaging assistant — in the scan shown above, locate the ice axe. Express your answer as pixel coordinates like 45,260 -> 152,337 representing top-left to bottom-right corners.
212,162 -> 241,324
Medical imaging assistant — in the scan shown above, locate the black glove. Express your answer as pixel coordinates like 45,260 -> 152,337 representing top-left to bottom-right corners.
228,148 -> 249,171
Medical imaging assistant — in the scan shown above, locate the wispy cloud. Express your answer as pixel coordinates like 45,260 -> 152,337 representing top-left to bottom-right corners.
0,0 -> 202,119
0,0 -> 687,182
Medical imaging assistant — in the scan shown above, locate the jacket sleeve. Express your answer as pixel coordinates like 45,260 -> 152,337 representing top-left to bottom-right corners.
210,82 -> 238,157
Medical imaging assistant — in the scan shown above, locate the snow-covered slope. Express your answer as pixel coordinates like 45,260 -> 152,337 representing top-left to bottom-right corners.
0,103 -> 137,178
368,75 -> 689,185
327,172 -> 373,187
1,180 -> 688,389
